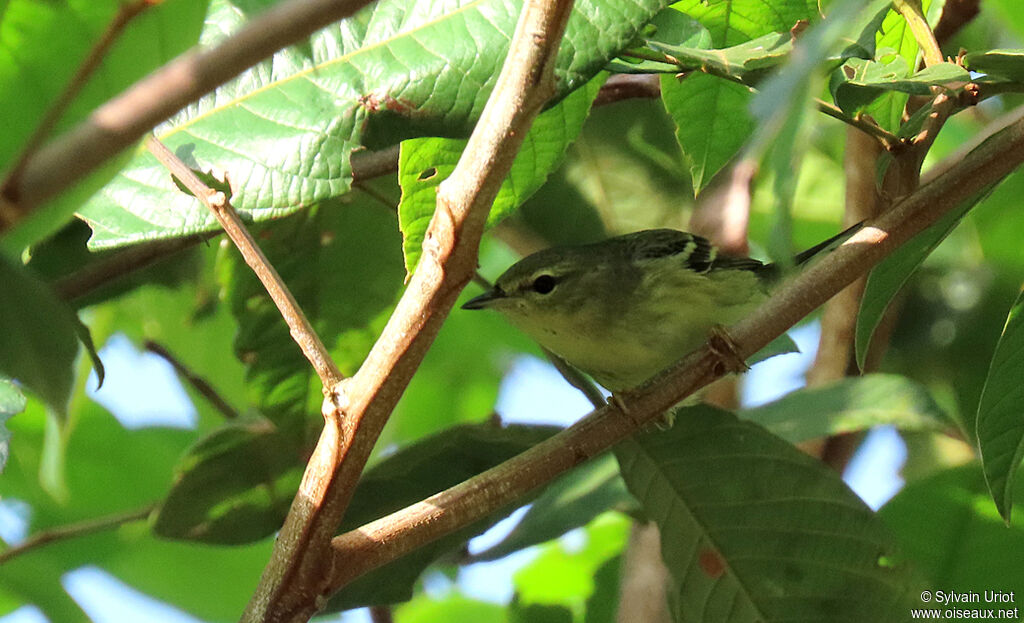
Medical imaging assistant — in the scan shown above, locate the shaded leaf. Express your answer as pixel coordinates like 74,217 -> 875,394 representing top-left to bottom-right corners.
0,256 -> 79,414
965,49 -> 1024,81
398,77 -> 602,274
742,373 -> 948,443
219,197 -> 405,427
880,464 -> 1024,597
583,555 -> 622,623
79,0 -> 669,249
471,453 -> 637,562
832,59 -> 969,116
977,289 -> 1024,522
856,187 -> 993,370
661,73 -> 755,194
152,420 -> 305,544
615,405 -> 915,622
510,602 -> 574,623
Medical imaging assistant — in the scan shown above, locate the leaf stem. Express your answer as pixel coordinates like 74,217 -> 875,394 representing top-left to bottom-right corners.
145,135 -> 343,389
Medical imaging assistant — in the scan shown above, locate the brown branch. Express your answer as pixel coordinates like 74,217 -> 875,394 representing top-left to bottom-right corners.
145,135 -> 342,390
326,109 -> 1024,590
594,74 -> 661,107
933,0 -> 980,46
241,1 -> 575,620
0,0 -> 378,229
54,233 -> 215,302
0,0 -> 155,229
143,340 -> 239,420
0,505 -> 153,565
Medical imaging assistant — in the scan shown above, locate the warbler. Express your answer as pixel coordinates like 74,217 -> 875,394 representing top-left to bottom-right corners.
462,226 -> 857,392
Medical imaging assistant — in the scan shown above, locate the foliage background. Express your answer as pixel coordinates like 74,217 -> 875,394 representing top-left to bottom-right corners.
2,0 -> 1024,621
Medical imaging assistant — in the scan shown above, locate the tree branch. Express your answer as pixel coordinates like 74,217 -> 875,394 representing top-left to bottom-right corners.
0,0 -> 155,229
326,109 -> 1024,590
0,505 -> 153,565
241,1 -> 575,620
145,135 -> 342,390
893,0 -> 944,67
143,340 -> 239,420
0,0 -> 377,229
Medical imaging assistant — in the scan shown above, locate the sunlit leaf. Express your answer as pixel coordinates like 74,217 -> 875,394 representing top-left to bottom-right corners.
79,0 -> 668,249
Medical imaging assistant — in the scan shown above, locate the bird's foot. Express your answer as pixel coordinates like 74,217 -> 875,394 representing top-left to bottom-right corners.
707,325 -> 749,374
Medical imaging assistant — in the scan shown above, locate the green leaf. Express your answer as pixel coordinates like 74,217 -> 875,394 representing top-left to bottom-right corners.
651,31 -> 794,83
832,59 -> 970,116
880,464 -> 1024,596
0,256 -> 79,414
152,420 -> 305,544
742,373 -> 948,443
0,378 -> 27,472
583,556 -> 622,623
328,423 -> 559,610
855,187 -> 993,370
661,73 -> 755,194
510,602 -> 574,623
615,405 -> 915,622
471,453 -> 637,562
395,594 -> 509,623
78,0 -> 669,249
513,513 -> 630,607
964,49 -> 1024,81
397,77 -> 602,274
671,0 -> 819,47
977,289 -> 1024,523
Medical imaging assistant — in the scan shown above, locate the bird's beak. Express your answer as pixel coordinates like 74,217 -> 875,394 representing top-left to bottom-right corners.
461,287 -> 505,310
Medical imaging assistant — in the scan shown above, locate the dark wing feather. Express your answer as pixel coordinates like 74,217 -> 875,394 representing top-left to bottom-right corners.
626,229 -> 767,274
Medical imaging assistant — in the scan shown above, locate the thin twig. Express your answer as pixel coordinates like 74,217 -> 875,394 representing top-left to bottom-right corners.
241,1 -> 575,620
145,135 -> 342,390
0,505 -> 154,566
325,108 -> 1024,590
143,340 -> 239,420
0,0 -> 378,228
0,0 -> 155,228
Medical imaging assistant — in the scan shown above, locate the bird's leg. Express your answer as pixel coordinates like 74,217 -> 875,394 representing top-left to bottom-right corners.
707,324 -> 750,374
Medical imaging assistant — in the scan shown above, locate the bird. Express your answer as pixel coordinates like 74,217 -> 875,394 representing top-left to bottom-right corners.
462,225 -> 858,392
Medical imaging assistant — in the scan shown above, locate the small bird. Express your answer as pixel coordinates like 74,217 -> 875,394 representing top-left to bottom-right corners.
462,226 -> 857,391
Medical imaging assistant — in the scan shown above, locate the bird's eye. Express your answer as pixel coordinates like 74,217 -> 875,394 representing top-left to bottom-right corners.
532,274 -> 556,294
